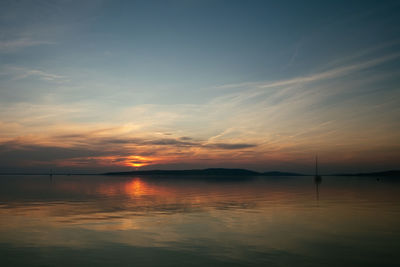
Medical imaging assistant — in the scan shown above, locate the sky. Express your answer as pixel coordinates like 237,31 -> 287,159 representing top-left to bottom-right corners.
0,0 -> 399,174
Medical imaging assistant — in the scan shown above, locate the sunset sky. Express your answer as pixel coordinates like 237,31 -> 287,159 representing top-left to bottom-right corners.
0,0 -> 399,173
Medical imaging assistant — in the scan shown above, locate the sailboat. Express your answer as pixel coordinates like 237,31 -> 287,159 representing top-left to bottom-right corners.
314,155 -> 322,182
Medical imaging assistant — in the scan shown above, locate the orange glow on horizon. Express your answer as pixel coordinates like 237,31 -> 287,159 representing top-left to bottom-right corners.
51,155 -> 160,169
123,155 -> 154,168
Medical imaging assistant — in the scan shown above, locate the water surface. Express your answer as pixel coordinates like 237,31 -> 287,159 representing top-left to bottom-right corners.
0,175 -> 399,266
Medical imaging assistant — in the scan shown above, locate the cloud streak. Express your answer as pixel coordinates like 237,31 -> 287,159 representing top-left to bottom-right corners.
0,37 -> 54,52
217,52 -> 400,90
1,66 -> 67,82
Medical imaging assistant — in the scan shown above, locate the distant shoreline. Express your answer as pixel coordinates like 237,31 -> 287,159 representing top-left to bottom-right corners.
0,168 -> 398,177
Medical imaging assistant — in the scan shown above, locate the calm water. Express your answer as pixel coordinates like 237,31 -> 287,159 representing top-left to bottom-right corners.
0,175 -> 399,267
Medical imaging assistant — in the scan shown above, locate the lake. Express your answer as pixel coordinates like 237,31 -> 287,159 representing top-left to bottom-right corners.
0,175 -> 399,266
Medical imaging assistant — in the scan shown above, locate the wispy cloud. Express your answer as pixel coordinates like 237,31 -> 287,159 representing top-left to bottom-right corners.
0,37 -> 54,52
1,66 -> 67,83
217,52 -> 400,90
17,69 -> 66,82
204,143 -> 257,150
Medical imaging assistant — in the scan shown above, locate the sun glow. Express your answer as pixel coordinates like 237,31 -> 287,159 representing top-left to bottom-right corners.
124,155 -> 153,168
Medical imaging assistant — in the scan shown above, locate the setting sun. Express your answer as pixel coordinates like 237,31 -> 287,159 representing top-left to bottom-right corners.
124,156 -> 153,168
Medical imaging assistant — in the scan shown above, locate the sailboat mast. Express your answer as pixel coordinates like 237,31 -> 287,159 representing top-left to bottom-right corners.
315,155 -> 318,176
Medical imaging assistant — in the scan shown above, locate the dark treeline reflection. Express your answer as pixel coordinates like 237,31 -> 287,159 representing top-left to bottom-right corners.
0,175 -> 400,267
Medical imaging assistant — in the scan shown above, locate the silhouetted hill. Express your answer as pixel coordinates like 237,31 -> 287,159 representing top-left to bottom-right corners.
334,170 -> 400,177
104,168 -> 305,176
263,171 -> 305,176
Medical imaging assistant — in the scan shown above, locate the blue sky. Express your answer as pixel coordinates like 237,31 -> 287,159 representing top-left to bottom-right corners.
0,0 -> 399,173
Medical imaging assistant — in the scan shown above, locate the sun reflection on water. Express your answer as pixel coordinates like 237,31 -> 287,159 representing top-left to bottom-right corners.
124,178 -> 153,197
